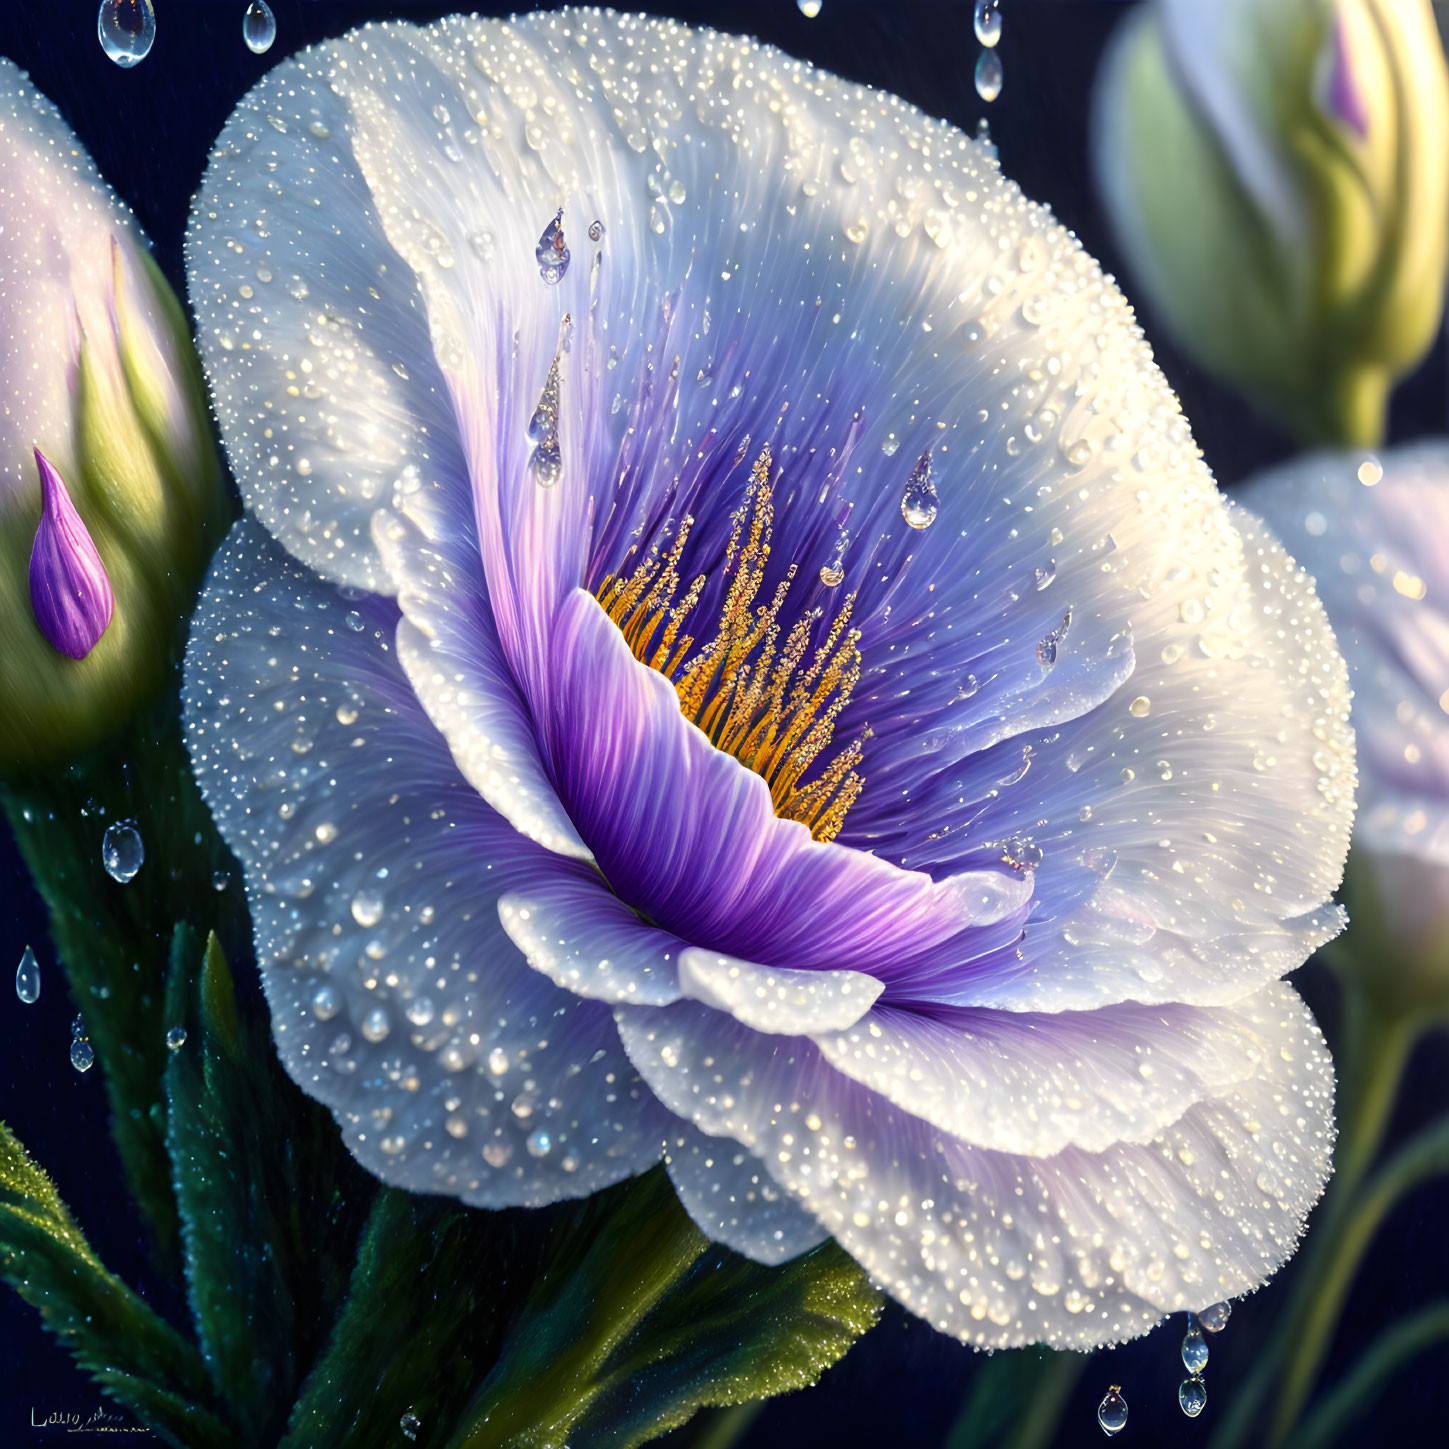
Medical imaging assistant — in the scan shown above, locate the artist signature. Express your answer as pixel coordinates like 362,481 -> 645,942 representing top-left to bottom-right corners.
28,1407 -> 153,1435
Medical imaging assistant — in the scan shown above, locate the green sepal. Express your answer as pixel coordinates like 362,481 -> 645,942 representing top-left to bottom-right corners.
0,1120 -> 231,1449
164,932 -> 373,1445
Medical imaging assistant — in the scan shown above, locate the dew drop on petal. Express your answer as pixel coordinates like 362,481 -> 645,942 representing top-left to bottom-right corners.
901,450 -> 939,530
166,1026 -> 187,1051
975,0 -> 1003,47
1097,1387 -> 1128,1436
350,891 -> 384,928
535,209 -> 570,284
98,0 -> 155,68
311,984 -> 341,1021
1182,1320 -> 1210,1374
587,218 -> 605,242
526,1128 -> 552,1157
1129,695 -> 1152,718
1179,1376 -> 1207,1419
1198,1301 -> 1232,1333
102,821 -> 144,883
360,1007 -> 391,1043
242,0 -> 276,54
16,946 -> 40,1005
975,50 -> 1004,103
70,1038 -> 95,1073
1000,835 -> 1043,870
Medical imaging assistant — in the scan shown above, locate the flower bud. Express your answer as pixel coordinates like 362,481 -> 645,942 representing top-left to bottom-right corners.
0,58 -> 226,769
1092,0 -> 1449,448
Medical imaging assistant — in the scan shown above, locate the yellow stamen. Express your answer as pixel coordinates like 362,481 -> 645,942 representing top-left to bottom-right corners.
597,443 -> 867,843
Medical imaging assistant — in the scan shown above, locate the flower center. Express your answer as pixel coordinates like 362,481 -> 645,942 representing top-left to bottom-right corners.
596,443 -> 868,843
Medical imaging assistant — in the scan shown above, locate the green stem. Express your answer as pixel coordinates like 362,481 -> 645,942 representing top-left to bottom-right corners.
1211,988 -> 1414,1449
1001,1352 -> 1086,1449
1268,1109 -> 1449,1447
1283,1301 -> 1449,1449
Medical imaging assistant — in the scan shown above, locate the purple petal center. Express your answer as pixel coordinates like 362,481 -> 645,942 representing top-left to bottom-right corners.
1324,12 -> 1370,139
28,447 -> 114,659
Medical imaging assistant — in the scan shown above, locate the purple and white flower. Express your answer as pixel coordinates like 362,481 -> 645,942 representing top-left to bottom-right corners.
1246,447 -> 1449,992
183,11 -> 1354,1349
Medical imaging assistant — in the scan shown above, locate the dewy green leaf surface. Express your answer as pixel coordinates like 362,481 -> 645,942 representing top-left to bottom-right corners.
165,932 -> 372,1444
0,1120 -> 230,1448
452,1168 -> 882,1449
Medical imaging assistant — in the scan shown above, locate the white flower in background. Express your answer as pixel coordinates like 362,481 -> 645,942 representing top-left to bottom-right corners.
183,11 -> 1353,1348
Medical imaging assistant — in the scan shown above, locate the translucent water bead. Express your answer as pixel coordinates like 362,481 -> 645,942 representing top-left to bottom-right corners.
242,1 -> 276,55
101,820 -> 144,883
16,945 -> 40,1004
1097,1386 -> 1128,1436
98,0 -> 155,68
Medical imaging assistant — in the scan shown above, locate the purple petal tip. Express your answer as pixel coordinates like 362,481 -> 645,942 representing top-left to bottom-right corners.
1325,14 -> 1370,139
28,448 -> 114,660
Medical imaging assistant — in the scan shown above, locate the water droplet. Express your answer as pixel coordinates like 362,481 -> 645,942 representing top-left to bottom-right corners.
526,1128 -> 552,1157
1198,1300 -> 1232,1333
400,1411 -> 421,1442
535,209 -> 570,284
344,610 -> 364,632
70,1038 -> 95,1073
16,946 -> 40,1005
350,891 -> 384,928
798,0 -> 823,16
241,0 -> 275,54
955,673 -> 981,701
529,316 -> 572,486
1129,695 -> 1151,718
211,870 -> 231,892
1037,609 -> 1072,670
901,450 -> 939,530
975,1 -> 1003,47
1182,1321 -> 1210,1374
405,996 -> 435,1027
101,820 -> 144,883
311,984 -> 341,1021
98,0 -> 155,68
587,218 -> 605,242
1000,836 -> 1043,870
819,563 -> 844,588
166,1026 -> 187,1051
1034,562 -> 1056,591
487,1046 -> 510,1075
1097,1386 -> 1128,1436
975,50 -> 1004,103
1179,1376 -> 1207,1418
360,1007 -> 391,1043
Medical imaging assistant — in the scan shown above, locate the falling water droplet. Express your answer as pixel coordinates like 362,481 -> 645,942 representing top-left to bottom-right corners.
975,50 -> 1004,103
798,0 -> 823,16
901,450 -> 939,530
975,0 -> 1003,47
535,209 -> 570,284
1097,1386 -> 1128,1437
587,218 -> 605,242
71,1038 -> 95,1073
1179,1376 -> 1207,1419
400,1411 -> 421,1442
101,820 -> 144,883
16,946 -> 40,1004
1182,1320 -> 1210,1374
241,0 -> 275,54
98,0 -> 155,68
1198,1301 -> 1232,1333
166,1026 -> 187,1051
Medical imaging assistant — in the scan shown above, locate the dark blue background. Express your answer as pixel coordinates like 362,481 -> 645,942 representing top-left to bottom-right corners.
3,3 -> 1448,1445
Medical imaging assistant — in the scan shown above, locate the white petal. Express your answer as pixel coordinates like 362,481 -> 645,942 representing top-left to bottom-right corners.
618,983 -> 1333,1349
665,1123 -> 828,1266
184,520 -> 668,1205
679,950 -> 882,1036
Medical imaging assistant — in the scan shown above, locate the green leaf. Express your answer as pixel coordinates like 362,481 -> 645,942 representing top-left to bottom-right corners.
0,694 -> 247,1272
280,1190 -> 545,1449
165,932 -> 373,1444
450,1167 -> 882,1449
0,1120 -> 231,1448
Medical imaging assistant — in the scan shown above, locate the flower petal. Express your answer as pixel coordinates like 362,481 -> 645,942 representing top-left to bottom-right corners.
679,951 -> 882,1036
184,519 -> 668,1205
545,586 -> 1032,985
665,1122 -> 829,1266
618,982 -> 1332,1348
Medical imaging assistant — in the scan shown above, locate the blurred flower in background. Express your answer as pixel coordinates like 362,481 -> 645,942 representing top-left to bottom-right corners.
1246,446 -> 1449,1023
1092,0 -> 1449,450
0,57 -> 225,771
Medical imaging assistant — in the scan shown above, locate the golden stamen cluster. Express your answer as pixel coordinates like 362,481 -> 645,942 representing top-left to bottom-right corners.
597,443 -> 867,843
